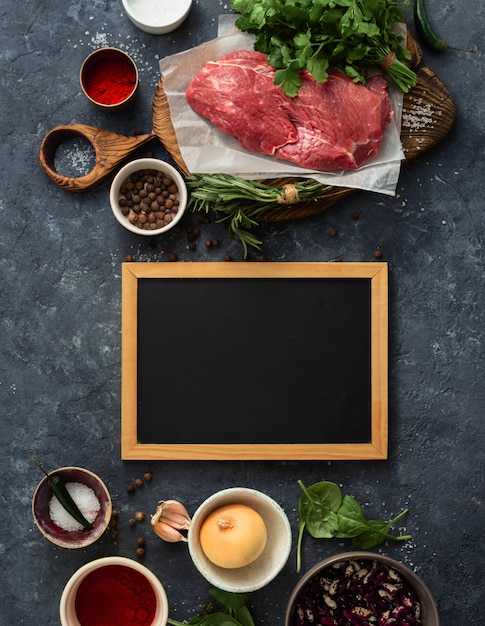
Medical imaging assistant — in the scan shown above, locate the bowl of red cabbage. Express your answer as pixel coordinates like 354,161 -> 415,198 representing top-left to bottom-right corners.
285,552 -> 439,626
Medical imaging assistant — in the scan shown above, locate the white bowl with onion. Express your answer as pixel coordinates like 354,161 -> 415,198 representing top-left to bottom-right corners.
188,487 -> 292,593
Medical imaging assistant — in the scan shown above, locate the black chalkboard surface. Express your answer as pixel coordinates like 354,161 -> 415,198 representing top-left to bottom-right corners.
121,262 -> 388,460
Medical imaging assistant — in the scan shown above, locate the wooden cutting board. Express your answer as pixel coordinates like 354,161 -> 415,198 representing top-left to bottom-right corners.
152,31 -> 456,222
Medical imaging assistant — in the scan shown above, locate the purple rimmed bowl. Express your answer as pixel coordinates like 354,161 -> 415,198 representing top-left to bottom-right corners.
32,466 -> 112,549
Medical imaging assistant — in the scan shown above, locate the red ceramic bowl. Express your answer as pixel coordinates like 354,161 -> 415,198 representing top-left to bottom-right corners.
80,47 -> 138,109
32,466 -> 112,549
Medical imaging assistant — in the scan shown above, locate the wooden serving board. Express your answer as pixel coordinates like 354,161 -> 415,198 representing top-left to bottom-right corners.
152,33 -> 456,222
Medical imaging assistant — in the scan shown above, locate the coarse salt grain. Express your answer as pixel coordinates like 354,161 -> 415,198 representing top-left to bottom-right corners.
49,482 -> 100,531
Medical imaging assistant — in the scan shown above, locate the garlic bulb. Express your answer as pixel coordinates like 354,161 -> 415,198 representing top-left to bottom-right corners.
151,500 -> 191,543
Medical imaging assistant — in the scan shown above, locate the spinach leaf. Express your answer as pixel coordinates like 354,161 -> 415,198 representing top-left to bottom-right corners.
335,495 -> 370,538
297,480 -> 341,538
353,509 -> 412,549
168,588 -> 255,626
296,479 -> 413,572
209,589 -> 252,611
296,480 -> 342,571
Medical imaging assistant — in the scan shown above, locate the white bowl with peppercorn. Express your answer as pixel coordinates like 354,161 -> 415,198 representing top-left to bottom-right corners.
110,158 -> 187,236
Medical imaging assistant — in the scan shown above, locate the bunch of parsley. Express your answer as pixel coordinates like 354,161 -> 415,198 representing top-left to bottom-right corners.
230,0 -> 416,96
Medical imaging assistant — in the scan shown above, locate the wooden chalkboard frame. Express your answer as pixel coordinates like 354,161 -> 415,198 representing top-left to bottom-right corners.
121,262 -> 388,460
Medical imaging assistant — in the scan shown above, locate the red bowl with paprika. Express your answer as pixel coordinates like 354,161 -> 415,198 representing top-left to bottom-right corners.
80,47 -> 139,109
60,556 -> 169,626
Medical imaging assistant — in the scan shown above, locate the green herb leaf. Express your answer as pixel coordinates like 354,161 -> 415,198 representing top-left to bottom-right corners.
168,588 -> 255,626
230,0 -> 416,94
335,495 -> 370,538
298,480 -> 342,538
353,508 -> 412,549
295,479 -> 413,572
209,589 -> 252,612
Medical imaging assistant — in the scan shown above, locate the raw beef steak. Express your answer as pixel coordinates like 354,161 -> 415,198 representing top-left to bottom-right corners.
186,50 -> 394,171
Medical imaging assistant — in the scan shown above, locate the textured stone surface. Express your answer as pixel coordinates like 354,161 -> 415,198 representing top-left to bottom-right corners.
0,0 -> 483,624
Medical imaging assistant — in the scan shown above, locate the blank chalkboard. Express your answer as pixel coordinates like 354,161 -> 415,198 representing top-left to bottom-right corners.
121,262 -> 388,460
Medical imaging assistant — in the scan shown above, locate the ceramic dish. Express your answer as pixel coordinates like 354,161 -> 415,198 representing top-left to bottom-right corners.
188,487 -> 292,593
32,466 -> 112,549
285,551 -> 440,626
110,157 -> 187,236
80,47 -> 138,109
121,0 -> 192,34
60,556 -> 169,626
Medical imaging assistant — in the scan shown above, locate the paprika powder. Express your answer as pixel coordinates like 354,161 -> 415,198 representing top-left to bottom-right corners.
81,49 -> 137,106
75,564 -> 157,626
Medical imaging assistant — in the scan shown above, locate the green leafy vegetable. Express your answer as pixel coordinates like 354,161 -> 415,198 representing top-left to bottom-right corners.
230,0 -> 416,95
186,173 -> 352,257
296,480 -> 413,572
167,588 -> 254,626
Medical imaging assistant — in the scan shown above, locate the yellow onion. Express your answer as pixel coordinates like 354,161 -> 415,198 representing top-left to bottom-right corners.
151,500 -> 191,543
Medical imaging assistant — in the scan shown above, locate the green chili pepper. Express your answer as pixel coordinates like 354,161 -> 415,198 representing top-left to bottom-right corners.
414,0 -> 475,53
30,451 -> 94,530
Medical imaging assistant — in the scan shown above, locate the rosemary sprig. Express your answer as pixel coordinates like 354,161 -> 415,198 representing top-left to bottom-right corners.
186,173 -> 348,257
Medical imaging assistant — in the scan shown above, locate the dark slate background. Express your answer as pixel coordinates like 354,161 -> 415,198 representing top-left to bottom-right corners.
1,0 -> 483,624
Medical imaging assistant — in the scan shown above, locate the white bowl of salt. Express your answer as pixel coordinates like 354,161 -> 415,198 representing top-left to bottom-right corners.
121,0 -> 192,34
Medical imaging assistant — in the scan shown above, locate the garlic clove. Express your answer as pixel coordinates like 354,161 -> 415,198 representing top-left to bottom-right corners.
150,499 -> 191,543
152,500 -> 191,530
151,519 -> 188,543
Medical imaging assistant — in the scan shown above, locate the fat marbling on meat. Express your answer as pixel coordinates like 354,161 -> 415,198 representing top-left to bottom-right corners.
185,50 -> 394,171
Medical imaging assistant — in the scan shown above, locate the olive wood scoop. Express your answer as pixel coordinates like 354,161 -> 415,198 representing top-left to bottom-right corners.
38,77 -> 190,193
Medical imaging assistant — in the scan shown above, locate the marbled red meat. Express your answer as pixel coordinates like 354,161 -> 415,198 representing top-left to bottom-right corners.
186,50 -> 394,171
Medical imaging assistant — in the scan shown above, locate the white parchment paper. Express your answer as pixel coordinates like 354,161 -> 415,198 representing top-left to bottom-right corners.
159,18 -> 405,195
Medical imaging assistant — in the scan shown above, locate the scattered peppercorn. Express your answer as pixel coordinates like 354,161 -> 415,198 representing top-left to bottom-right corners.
111,509 -> 119,518
168,252 -> 178,262
111,529 -> 119,540
224,255 -> 233,262
136,547 -> 145,557
143,472 -> 152,482
329,228 -> 337,238
205,240 -> 212,248
212,239 -> 220,248
374,249 -> 383,259
135,511 -> 145,522
258,255 -> 267,262
137,537 -> 146,547
126,254 -> 134,262
128,518 -> 137,527
126,483 -> 135,493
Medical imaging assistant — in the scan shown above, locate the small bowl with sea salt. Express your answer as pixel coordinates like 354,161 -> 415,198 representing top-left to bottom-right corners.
32,466 -> 112,549
121,0 -> 192,34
